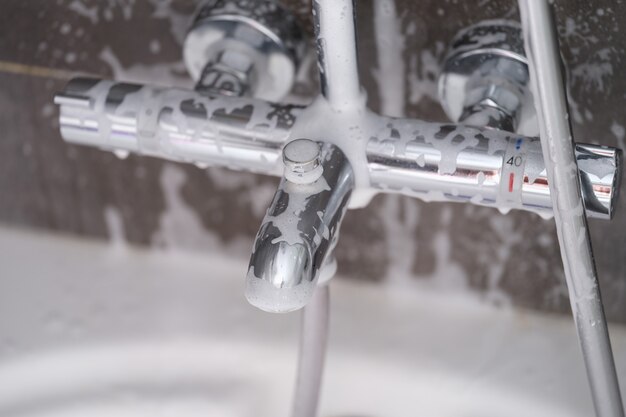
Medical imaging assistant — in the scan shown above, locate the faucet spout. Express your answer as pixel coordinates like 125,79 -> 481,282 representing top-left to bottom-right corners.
246,140 -> 354,313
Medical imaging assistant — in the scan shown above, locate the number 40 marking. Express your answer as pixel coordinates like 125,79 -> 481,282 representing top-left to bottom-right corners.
506,155 -> 523,167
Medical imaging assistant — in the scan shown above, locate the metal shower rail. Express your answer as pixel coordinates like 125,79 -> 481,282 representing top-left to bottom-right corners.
519,1 -> 624,415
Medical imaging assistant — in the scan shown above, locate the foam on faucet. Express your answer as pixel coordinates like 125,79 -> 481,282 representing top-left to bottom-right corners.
245,266 -> 316,313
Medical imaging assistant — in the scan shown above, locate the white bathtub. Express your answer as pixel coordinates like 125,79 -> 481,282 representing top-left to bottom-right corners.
0,226 -> 625,416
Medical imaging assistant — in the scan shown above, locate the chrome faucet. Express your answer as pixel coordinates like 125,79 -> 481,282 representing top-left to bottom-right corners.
55,8 -> 621,312
246,139 -> 353,312
54,7 -> 621,310
52,1 -> 623,415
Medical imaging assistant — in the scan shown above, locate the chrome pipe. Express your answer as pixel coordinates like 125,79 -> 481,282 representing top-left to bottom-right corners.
55,78 -> 620,220
367,121 -> 619,219
54,77 -> 302,175
291,285 -> 330,417
312,0 -> 362,109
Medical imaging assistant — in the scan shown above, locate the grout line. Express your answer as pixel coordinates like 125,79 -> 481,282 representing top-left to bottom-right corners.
0,60 -> 99,80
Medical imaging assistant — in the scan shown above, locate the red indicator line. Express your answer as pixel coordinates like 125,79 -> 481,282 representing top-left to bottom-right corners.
508,173 -> 515,192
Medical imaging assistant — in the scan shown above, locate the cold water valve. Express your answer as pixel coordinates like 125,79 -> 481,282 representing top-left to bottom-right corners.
183,0 -> 307,100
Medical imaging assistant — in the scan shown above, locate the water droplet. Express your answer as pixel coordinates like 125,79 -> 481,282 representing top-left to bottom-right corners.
498,206 -> 511,215
113,149 -> 130,160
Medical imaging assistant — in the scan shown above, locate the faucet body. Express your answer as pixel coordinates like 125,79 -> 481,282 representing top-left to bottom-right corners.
55,75 -> 620,311
56,78 -> 620,221
52,1 -> 625,414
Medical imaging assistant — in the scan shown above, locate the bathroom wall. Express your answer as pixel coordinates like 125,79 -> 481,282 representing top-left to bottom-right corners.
0,0 -> 624,320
